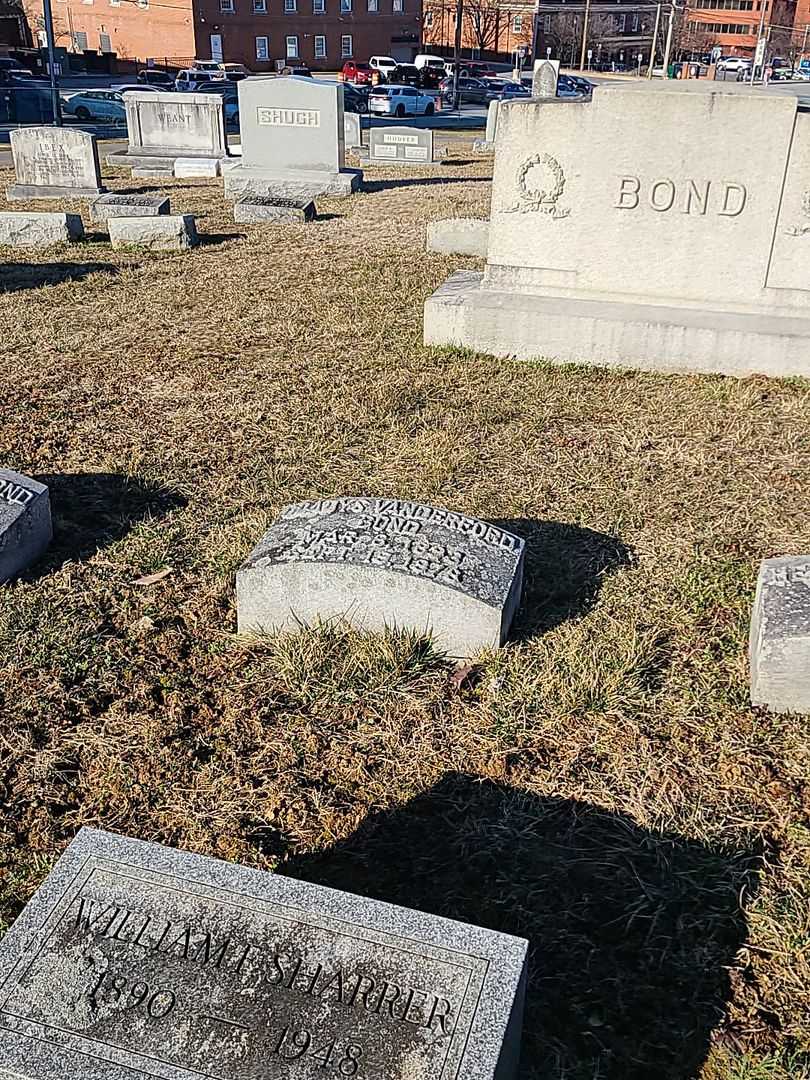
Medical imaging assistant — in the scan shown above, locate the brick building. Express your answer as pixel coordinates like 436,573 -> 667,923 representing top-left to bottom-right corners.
22,0 -> 421,69
684,0 -> 796,58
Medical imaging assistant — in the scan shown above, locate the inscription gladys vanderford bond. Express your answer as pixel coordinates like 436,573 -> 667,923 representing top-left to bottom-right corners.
0,478 -> 34,509
249,498 -> 524,607
0,859 -> 487,1080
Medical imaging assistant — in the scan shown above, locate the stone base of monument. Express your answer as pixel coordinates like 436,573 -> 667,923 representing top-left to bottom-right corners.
237,498 -> 525,658
106,150 -> 230,174
234,196 -> 316,224
0,469 -> 52,583
7,183 -> 104,200
0,211 -> 84,248
750,556 -> 810,715
90,194 -> 170,223
224,166 -> 362,201
174,157 -> 222,178
425,270 -> 810,379
427,219 -> 489,257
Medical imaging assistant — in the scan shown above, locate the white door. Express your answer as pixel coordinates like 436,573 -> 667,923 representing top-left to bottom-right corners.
210,34 -> 224,62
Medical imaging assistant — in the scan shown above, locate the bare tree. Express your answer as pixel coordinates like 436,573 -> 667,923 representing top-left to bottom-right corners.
546,11 -> 582,64
462,0 -> 503,53
671,10 -> 714,60
19,0 -> 70,45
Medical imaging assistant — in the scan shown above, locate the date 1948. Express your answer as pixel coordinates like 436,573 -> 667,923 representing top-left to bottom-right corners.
273,1026 -> 363,1076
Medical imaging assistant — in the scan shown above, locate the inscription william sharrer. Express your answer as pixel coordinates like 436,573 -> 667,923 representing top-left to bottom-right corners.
0,856 -> 488,1080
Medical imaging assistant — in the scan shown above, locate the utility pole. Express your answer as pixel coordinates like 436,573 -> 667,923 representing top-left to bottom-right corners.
42,0 -> 63,126
451,0 -> 463,111
750,0 -> 767,83
662,1 -> 675,77
579,0 -> 591,70
647,1 -> 662,77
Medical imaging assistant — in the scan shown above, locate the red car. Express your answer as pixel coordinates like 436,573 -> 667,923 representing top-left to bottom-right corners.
341,61 -> 373,84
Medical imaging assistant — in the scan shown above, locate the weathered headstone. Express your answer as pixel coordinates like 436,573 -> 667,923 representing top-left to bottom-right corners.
234,196 -> 316,223
90,193 -> 170,222
106,91 -> 229,172
368,127 -> 443,166
224,77 -> 362,201
750,556 -> 810,714
532,60 -> 559,98
344,110 -> 362,150
0,827 -> 528,1080
425,85 -> 810,377
7,127 -> 104,200
0,468 -> 52,582
236,497 -> 524,657
0,211 -> 84,247
427,218 -> 489,256
108,214 -> 198,251
473,100 -> 500,154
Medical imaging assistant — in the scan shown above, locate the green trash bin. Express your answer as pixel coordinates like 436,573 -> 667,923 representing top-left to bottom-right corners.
667,62 -> 677,78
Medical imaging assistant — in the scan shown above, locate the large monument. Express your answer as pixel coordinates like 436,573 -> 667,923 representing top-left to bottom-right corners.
424,83 -> 810,378
106,91 -> 230,172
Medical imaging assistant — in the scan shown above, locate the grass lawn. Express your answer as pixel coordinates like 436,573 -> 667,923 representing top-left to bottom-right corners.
0,140 -> 808,1080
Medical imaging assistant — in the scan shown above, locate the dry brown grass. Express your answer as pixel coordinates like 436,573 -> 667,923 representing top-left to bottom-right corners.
0,139 -> 808,1080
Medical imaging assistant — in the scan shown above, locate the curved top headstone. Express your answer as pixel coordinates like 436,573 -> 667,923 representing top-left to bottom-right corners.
9,127 -> 103,197
236,497 -> 525,656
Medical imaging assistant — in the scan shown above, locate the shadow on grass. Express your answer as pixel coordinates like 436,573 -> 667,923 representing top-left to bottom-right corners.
281,773 -> 760,1080
198,232 -> 244,247
24,472 -> 186,579
492,518 -> 633,639
0,262 -> 118,293
361,176 -> 478,192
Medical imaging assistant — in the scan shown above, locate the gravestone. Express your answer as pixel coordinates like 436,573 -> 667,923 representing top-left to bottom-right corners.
7,127 -> 104,200
425,84 -> 810,377
0,211 -> 84,247
234,195 -> 316,223
90,194 -> 170,222
108,214 -> 198,251
236,497 -> 524,657
531,60 -> 559,98
106,91 -> 229,172
224,77 -> 362,201
368,127 -> 443,166
473,100 -> 499,154
750,556 -> 810,714
344,110 -> 362,150
0,468 -> 52,582
174,157 -> 221,178
0,827 -> 528,1080
427,218 -> 489,257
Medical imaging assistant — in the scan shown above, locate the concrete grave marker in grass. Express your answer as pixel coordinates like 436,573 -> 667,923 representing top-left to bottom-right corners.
0,827 -> 528,1080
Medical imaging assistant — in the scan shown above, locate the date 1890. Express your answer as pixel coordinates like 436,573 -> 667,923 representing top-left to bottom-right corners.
89,970 -> 176,1019
273,1026 -> 363,1076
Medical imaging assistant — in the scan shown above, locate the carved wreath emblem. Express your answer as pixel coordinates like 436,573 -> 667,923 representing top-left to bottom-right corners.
785,190 -> 810,236
503,153 -> 570,218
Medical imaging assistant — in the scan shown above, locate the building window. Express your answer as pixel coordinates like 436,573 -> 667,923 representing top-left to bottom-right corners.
368,0 -> 379,9
313,0 -> 325,11
314,34 -> 326,56
253,0 -> 267,10
340,0 -> 352,11
99,31 -> 112,49
512,13 -> 522,31
136,0 -> 148,8
255,34 -> 269,58
615,12 -> 626,30
285,0 -> 296,10
286,34 -> 299,56
393,0 -> 403,9
341,33 -> 352,56
220,0 -> 234,11
73,29 -> 88,47
110,0 -> 120,7
631,12 -> 639,30
542,13 -> 551,30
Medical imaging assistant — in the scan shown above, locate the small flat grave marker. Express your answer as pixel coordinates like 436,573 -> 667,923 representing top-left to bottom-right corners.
0,828 -> 528,1080
234,195 -> 316,223
750,555 -> 810,714
0,468 -> 52,582
368,127 -> 441,166
237,497 -> 525,656
90,193 -> 170,222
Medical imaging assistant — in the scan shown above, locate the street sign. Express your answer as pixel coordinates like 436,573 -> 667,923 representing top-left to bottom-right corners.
587,49 -> 593,60
754,37 -> 766,67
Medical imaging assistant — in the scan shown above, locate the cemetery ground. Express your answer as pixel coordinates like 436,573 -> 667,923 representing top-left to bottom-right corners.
0,138 -> 809,1080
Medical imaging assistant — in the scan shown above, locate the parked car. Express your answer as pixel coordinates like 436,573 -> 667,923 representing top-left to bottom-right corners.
197,80 -> 240,123
137,69 -> 174,86
391,63 -> 421,86
341,60 -> 373,84
342,83 -> 369,113
192,60 -> 226,75
63,89 -> 126,123
557,73 -> 588,98
368,84 -> 435,117
281,65 -> 312,77
111,82 -> 159,94
0,57 -> 34,78
717,56 -> 750,73
489,80 -> 529,101
413,54 -> 446,87
566,74 -> 595,94
219,63 -> 249,81
175,69 -> 217,91
439,75 -> 491,107
444,60 -> 498,79
369,55 -> 398,82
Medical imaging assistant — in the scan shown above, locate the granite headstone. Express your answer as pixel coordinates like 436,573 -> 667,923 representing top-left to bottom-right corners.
368,127 -> 442,166
106,91 -> 229,172
224,77 -> 362,201
0,468 -> 52,582
344,110 -> 362,150
531,60 -> 559,98
90,194 -> 170,223
750,555 -> 810,714
0,827 -> 528,1080
236,497 -> 525,656
7,127 -> 104,200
